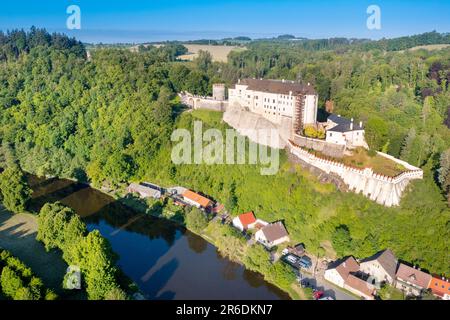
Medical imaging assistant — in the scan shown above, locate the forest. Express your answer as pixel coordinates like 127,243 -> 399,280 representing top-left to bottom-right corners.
0,29 -> 449,276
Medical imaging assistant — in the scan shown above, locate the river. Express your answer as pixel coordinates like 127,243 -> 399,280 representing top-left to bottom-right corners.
28,176 -> 289,300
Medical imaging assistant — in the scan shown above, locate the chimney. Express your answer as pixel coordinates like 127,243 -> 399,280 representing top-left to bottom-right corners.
238,79 -> 241,84
350,122 -> 353,131
282,79 -> 285,83
289,91 -> 292,96
359,121 -> 363,128
307,82 -> 310,86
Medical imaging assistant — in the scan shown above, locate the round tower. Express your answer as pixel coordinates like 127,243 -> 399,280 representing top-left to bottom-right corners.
212,83 -> 226,101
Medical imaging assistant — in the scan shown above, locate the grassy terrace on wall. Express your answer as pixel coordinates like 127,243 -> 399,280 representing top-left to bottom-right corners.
305,146 -> 407,177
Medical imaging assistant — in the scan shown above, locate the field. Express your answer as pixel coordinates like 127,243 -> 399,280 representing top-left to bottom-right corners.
403,44 -> 450,52
307,147 -> 407,177
341,148 -> 407,177
178,44 -> 246,62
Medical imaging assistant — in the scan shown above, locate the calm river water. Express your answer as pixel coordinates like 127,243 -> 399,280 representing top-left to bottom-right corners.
28,176 -> 289,300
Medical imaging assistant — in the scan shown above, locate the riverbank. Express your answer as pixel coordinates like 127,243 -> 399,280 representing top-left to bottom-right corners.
116,194 -> 306,300
0,207 -> 68,295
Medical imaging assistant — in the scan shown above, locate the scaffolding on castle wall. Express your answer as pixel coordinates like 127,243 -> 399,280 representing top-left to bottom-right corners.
294,94 -> 305,135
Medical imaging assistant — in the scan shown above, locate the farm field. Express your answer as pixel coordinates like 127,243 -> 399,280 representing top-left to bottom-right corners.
178,44 -> 246,62
404,44 -> 450,51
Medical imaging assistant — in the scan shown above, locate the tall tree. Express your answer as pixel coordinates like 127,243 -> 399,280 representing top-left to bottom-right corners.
0,165 -> 31,212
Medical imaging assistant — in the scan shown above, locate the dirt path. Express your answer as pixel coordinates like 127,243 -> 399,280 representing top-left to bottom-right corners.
0,207 -> 67,293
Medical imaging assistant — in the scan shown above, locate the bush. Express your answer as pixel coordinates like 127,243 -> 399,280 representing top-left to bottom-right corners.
304,126 -> 318,138
368,149 -> 377,157
185,207 -> 209,233
0,250 -> 50,300
104,287 -> 128,300
1,267 -> 24,299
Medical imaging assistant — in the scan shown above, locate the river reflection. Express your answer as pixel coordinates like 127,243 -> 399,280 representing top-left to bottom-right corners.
28,175 -> 289,300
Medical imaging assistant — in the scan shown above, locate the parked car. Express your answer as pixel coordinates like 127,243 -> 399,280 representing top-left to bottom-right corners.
318,296 -> 335,300
286,255 -> 298,264
299,255 -> 312,269
313,290 -> 324,300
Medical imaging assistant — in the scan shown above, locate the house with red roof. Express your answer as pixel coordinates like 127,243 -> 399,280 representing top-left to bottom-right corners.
428,276 -> 450,300
324,256 -> 376,300
182,190 -> 213,210
395,263 -> 432,297
232,211 -> 268,232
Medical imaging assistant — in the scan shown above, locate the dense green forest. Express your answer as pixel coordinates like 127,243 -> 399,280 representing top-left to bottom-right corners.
0,29 -> 449,276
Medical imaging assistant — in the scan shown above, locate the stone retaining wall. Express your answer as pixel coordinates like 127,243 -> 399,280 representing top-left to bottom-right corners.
288,140 -> 423,207
292,134 -> 345,158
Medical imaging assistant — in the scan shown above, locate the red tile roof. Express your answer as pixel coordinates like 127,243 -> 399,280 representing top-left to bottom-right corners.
182,190 -> 212,208
345,274 -> 376,298
396,263 -> 432,289
335,257 -> 360,280
238,212 -> 257,228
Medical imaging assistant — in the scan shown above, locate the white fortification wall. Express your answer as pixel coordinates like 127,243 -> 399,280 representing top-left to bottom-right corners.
288,141 -> 423,207
180,92 -> 423,207
179,92 -> 228,112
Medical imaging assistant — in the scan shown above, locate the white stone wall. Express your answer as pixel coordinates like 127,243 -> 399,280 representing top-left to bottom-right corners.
179,92 -> 228,112
288,141 -> 423,207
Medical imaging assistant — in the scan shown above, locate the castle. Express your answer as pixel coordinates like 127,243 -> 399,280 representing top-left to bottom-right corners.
180,79 -> 423,207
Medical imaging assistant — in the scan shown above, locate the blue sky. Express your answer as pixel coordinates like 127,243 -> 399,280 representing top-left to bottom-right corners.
0,0 -> 449,43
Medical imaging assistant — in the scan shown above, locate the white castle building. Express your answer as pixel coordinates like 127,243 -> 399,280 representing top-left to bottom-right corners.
228,78 -> 318,131
179,79 -> 423,207
228,78 -> 368,149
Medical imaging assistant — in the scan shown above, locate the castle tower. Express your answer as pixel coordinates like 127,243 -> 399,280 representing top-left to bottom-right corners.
213,83 -> 226,101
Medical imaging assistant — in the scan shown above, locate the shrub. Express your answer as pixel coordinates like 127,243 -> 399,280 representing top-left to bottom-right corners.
304,126 -> 318,138
1,267 -> 24,299
368,149 -> 377,157
185,207 -> 209,233
104,287 -> 128,300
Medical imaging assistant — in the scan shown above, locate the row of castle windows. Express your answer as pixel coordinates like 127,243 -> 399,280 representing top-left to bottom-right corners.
264,105 -> 286,112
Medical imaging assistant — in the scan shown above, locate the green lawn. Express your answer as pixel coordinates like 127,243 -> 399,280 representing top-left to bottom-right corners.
309,147 -> 407,177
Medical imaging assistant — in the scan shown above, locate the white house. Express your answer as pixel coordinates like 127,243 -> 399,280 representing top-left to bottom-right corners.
228,78 -> 318,129
182,190 -> 213,209
395,263 -> 432,297
324,256 -> 376,300
359,249 -> 398,285
232,211 -> 268,232
255,222 -> 290,249
325,114 -> 368,149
